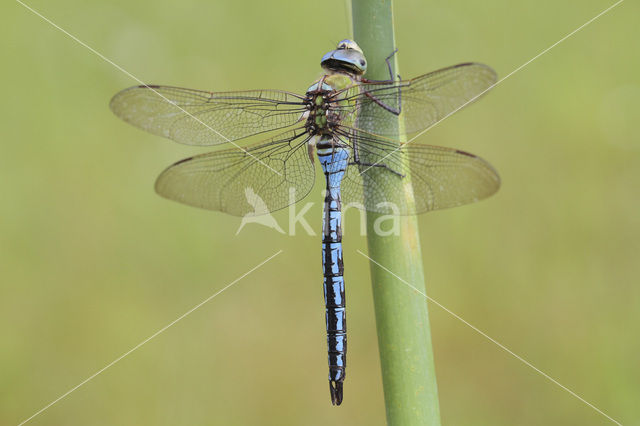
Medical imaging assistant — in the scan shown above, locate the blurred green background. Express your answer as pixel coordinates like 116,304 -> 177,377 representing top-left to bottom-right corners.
2,0 -> 638,424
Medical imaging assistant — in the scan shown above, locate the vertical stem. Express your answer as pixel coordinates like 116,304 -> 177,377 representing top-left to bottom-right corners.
351,1 -> 442,425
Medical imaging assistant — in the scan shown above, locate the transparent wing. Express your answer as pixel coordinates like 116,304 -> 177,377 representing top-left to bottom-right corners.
155,128 -> 315,216
337,127 -> 500,215
338,63 -> 496,137
110,85 -> 308,146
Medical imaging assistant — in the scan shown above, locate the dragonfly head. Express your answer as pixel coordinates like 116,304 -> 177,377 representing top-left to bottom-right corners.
321,39 -> 367,76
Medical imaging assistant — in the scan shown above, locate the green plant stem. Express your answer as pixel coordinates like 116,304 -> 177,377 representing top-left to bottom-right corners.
351,1 -> 441,425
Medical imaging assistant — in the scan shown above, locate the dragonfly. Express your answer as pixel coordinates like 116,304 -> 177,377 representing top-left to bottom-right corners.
110,39 -> 500,406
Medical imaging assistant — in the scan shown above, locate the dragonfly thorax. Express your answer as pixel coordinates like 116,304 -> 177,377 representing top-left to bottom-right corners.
304,73 -> 357,136
304,87 -> 340,136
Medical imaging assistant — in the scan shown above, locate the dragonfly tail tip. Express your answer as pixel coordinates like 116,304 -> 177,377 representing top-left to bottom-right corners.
329,380 -> 344,406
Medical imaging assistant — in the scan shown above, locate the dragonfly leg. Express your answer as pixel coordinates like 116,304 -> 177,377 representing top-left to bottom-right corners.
361,47 -> 400,82
360,47 -> 403,116
385,47 -> 401,82
354,47 -> 403,116
363,91 -> 402,115
350,161 -> 405,178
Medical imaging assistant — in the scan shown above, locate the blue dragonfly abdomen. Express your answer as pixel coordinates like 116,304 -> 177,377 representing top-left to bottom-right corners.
317,140 -> 350,405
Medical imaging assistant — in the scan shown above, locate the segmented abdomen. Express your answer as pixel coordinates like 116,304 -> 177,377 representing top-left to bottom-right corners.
317,142 -> 349,405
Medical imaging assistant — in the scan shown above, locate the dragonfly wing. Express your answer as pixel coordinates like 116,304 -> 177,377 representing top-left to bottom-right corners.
338,128 -> 500,214
110,85 -> 307,146
343,63 -> 496,137
155,128 -> 315,216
